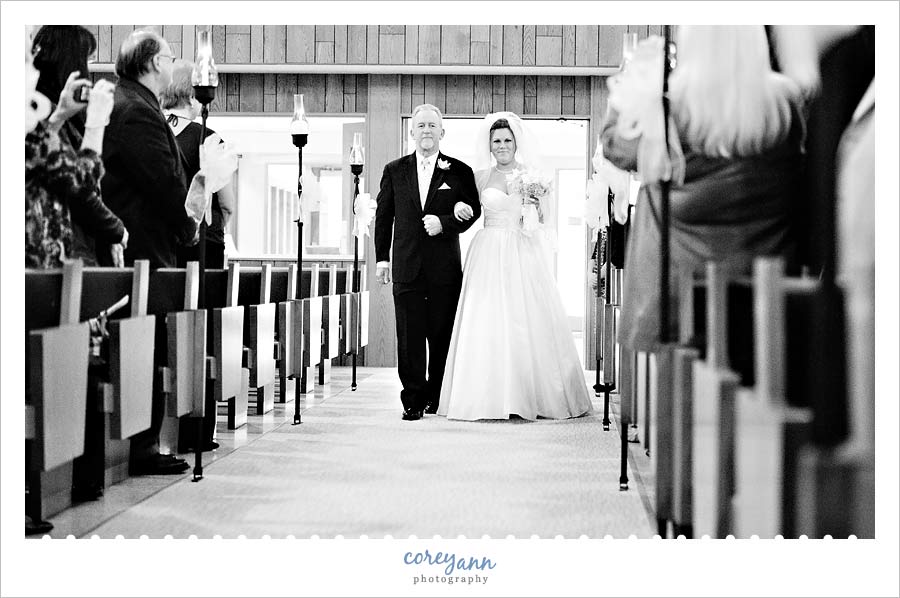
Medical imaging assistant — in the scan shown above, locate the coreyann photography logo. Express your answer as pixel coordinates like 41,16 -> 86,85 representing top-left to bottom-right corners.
404,549 -> 496,586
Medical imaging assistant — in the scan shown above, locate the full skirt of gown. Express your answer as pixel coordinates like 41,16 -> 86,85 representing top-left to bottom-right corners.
437,188 -> 593,421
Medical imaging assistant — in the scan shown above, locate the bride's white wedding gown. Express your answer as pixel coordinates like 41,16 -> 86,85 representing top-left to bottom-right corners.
437,187 -> 593,421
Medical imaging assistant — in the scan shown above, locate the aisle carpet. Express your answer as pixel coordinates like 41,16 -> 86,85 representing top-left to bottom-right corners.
89,368 -> 653,538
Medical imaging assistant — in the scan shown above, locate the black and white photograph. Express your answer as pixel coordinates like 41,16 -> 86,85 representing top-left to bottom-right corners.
2,1 -> 897,596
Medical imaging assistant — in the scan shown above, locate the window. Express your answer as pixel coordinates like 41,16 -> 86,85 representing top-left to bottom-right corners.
206,114 -> 366,259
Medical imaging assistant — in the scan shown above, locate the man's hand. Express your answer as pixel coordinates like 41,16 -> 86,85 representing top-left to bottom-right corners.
376,264 -> 391,285
423,215 -> 442,236
110,243 -> 125,268
453,202 -> 474,221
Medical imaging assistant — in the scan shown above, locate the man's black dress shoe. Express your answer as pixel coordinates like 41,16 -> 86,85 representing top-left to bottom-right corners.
424,402 -> 438,415
71,483 -> 104,502
402,409 -> 423,421
130,454 -> 190,476
26,516 -> 53,535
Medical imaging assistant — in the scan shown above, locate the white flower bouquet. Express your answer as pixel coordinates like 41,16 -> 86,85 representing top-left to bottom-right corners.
509,168 -> 552,234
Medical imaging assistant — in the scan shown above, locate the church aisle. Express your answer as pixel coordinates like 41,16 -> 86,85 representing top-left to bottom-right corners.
58,368 -> 653,539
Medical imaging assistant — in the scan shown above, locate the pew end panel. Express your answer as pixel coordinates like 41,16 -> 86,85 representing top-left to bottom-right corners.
249,302 -> 277,414
165,310 -> 208,419
691,360 -> 740,539
27,324 -> 91,472
109,315 -> 156,438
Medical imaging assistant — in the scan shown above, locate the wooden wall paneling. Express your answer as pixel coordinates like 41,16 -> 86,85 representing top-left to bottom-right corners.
536,75 -> 562,114
226,25 -> 250,34
183,25 -> 195,64
286,25 -> 315,63
536,25 -> 562,36
473,75 -> 492,114
316,25 -> 335,64
423,75 -> 446,113
536,33 -> 562,66
574,76 -> 591,116
649,25 -> 664,37
522,25 -> 536,66
523,75 -> 537,114
405,26 -> 418,64
209,73 -> 225,113
471,42 -> 490,65
325,74 -> 344,112
411,75 -> 425,110
380,33 -> 405,64
348,25 -> 367,64
445,75 -> 474,114
226,73 -> 241,112
365,74 -> 401,366
471,26 -> 490,65
441,26 -> 470,64
275,74 -> 297,112
562,25 -> 576,66
490,25 -> 503,65
502,25 -> 522,65
342,74 -> 356,112
226,32 -> 250,64
419,26 -> 441,65
355,75 -> 368,112
400,75 -> 412,114
212,25 -> 226,63
250,25 -> 264,63
366,25 -> 379,65
505,75 -> 525,115
599,25 -> 627,67
562,77 -> 576,115
575,25 -> 599,66
240,74 -> 265,112
264,25 -> 286,64
111,26 -> 134,63
492,75 -> 506,112
297,74 -> 326,112
334,25 -> 348,64
628,24 -> 650,40
98,25 -> 112,62
162,25 -> 181,59
264,73 -> 277,112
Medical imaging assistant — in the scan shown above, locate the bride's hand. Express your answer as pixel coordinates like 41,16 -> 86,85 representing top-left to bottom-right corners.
454,202 -> 474,221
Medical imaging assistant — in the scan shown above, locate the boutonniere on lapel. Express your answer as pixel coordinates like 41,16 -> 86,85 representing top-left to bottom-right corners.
437,158 -> 451,171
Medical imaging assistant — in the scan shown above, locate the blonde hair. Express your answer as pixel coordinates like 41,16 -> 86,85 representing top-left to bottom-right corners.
669,26 -> 801,158
159,58 -> 194,110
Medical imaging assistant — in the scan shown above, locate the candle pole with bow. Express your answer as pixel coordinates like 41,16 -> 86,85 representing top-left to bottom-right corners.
189,28 -> 218,482
349,132 -> 365,391
291,93 -> 309,425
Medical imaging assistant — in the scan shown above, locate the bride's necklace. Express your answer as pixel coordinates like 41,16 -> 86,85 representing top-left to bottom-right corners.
494,164 -> 516,174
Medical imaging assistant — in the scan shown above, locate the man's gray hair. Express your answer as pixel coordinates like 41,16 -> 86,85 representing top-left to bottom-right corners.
411,103 -> 444,124
115,29 -> 164,81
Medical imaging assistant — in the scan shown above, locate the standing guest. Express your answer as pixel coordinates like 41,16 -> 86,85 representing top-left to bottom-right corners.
160,59 -> 236,452
102,29 -> 198,475
161,59 -> 235,271
101,29 -> 197,269
28,26 -> 125,268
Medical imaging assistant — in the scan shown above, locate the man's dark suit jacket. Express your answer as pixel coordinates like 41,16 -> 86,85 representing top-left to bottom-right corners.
101,78 -> 196,268
374,152 -> 481,284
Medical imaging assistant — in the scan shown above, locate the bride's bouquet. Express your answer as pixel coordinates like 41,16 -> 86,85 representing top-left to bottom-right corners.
509,168 -> 552,235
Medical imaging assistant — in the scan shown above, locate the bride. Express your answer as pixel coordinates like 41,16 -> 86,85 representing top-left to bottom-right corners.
437,112 -> 593,421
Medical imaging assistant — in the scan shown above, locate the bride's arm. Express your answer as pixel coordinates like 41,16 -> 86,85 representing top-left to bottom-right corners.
439,166 -> 481,234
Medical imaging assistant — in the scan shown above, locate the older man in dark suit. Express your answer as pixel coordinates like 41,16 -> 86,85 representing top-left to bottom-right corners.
101,29 -> 197,475
374,104 -> 481,421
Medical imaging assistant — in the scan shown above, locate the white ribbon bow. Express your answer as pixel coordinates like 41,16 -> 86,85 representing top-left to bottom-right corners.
353,192 -> 377,240
185,133 -> 238,225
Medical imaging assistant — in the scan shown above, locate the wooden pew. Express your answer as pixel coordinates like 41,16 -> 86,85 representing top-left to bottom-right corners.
317,264 -> 342,385
206,264 -> 249,429
732,257 -> 815,538
270,265 -> 299,404
148,264 -> 208,453
26,261 -> 91,523
78,262 -> 156,487
237,265 -> 277,415
690,264 -> 742,538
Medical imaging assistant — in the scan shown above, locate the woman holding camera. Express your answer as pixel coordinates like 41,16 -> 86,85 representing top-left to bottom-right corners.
27,25 -> 127,268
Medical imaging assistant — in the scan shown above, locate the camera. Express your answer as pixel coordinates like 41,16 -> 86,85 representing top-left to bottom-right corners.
74,83 -> 92,103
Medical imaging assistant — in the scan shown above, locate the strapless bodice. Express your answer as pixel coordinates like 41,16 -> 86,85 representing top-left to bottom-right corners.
481,188 -> 521,229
